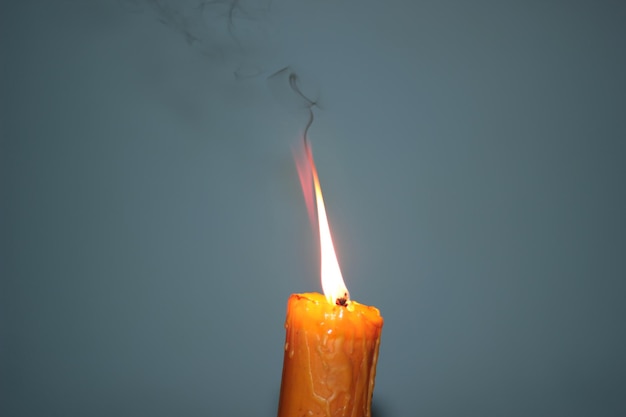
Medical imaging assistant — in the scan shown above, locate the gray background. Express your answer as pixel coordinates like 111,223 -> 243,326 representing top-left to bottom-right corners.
1,1 -> 625,416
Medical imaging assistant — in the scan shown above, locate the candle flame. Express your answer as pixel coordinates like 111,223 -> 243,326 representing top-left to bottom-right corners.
296,141 -> 350,306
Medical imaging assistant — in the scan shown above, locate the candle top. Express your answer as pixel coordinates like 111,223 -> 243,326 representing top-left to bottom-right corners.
288,292 -> 383,333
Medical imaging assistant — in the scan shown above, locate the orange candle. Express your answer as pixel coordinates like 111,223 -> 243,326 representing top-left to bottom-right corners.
278,293 -> 383,417
277,142 -> 384,417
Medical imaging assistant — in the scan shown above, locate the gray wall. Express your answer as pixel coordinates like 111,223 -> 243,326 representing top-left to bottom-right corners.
1,1 -> 625,416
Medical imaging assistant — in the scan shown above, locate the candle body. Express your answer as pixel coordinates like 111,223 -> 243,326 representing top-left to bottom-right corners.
277,292 -> 383,417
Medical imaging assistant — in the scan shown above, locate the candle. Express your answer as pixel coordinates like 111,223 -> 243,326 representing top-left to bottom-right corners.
277,142 -> 384,417
278,294 -> 383,417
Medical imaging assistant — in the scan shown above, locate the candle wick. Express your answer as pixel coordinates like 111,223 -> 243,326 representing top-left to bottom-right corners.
335,294 -> 349,307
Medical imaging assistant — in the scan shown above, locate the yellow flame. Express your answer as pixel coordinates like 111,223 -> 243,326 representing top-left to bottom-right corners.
306,145 -> 350,305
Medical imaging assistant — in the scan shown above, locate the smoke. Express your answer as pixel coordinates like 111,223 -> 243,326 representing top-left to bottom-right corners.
267,66 -> 320,142
121,0 -> 273,76
120,0 -> 325,147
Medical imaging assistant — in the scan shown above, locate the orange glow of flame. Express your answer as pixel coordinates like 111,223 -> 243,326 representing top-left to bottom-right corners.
296,141 -> 350,306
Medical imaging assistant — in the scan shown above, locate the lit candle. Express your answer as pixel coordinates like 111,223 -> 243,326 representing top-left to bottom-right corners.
277,143 -> 384,417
